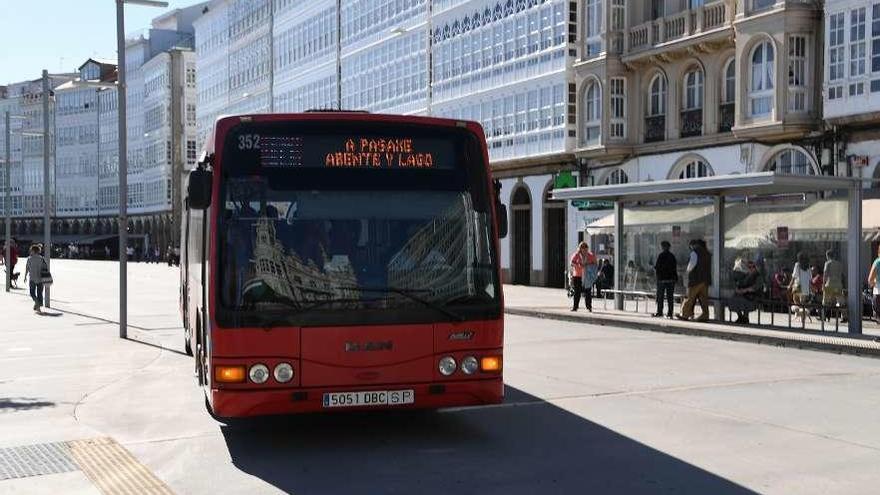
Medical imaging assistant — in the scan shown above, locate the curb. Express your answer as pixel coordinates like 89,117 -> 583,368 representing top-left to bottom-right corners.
505,307 -> 880,359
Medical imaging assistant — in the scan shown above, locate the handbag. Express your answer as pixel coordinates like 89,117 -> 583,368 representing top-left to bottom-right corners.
39,258 -> 53,285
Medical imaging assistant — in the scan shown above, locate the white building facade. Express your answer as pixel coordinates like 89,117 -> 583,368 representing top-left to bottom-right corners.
0,74 -> 74,239
0,5 -> 203,253
824,0 -> 880,192
194,0 -> 579,286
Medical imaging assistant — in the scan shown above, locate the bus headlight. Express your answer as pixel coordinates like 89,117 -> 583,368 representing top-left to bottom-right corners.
249,364 -> 270,384
460,356 -> 479,375
438,356 -> 457,376
273,362 -> 294,383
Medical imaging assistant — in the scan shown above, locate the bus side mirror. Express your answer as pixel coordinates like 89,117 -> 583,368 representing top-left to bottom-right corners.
496,203 -> 508,239
187,169 -> 213,210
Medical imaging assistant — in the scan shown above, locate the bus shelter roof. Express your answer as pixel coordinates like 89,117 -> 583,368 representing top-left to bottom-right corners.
551,172 -> 860,203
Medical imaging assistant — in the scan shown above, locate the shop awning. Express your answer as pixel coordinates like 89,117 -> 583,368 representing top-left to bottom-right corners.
552,172 -> 860,202
586,198 -> 880,240
585,204 -> 712,233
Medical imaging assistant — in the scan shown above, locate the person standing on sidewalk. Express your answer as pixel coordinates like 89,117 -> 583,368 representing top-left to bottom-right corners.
569,241 -> 597,312
23,245 -> 47,313
677,239 -> 711,322
653,241 -> 677,318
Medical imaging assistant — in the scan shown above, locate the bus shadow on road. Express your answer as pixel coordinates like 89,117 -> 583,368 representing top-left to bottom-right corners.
220,385 -> 755,495
0,397 -> 55,412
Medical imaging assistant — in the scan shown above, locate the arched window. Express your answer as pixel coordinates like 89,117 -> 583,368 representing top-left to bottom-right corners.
681,68 -> 704,137
769,148 -> 815,175
677,160 -> 712,179
750,41 -> 774,117
683,69 -> 704,110
720,58 -> 736,132
605,169 -> 629,185
646,74 -> 667,143
512,186 -> 531,205
722,58 -> 736,104
648,74 -> 666,116
582,80 -> 601,146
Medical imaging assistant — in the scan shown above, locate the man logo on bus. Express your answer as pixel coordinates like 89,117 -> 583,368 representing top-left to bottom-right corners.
344,341 -> 393,352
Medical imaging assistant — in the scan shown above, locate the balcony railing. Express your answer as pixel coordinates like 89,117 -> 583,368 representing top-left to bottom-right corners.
625,0 -> 731,55
719,103 -> 735,133
680,109 -> 703,138
645,115 -> 666,143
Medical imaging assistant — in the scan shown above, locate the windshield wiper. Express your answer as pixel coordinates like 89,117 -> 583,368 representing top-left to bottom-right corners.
337,286 -> 466,322
253,295 -> 367,315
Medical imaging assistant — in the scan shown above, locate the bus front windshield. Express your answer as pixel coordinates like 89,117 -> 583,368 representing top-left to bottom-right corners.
216,123 -> 500,327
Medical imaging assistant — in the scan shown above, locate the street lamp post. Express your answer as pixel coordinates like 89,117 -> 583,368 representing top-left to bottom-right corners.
4,112 -> 9,293
42,70 -> 51,308
4,112 -> 30,292
115,0 -> 168,339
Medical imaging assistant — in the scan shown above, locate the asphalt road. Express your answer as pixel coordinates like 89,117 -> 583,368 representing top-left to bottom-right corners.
1,260 -> 879,494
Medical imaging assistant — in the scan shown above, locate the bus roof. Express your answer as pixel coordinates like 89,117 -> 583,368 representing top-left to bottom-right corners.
202,112 -> 486,159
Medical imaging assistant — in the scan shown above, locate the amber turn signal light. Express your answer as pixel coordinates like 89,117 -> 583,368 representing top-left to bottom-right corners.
215,365 -> 247,383
480,356 -> 502,372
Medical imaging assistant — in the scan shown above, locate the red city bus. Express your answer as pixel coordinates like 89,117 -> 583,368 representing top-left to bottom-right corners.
180,112 -> 507,418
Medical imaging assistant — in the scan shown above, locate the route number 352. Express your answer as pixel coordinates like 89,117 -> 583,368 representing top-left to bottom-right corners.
238,134 -> 260,150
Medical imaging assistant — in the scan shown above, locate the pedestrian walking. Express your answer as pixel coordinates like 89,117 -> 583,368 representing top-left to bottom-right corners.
23,245 -> 49,313
653,241 -> 677,318
866,246 -> 880,320
822,250 -> 844,320
569,241 -> 597,312
677,239 -> 711,322
789,252 -> 812,306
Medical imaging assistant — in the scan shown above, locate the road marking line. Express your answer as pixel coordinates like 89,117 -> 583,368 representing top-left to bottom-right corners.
67,437 -> 174,495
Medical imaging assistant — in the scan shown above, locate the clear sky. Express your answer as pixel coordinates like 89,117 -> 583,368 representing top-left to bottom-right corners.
0,0 -> 201,85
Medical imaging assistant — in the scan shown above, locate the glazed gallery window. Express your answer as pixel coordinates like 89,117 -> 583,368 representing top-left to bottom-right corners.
610,77 -> 626,139
788,35 -> 807,112
829,12 -> 845,82
584,0 -> 602,57
750,41 -> 774,117
851,8 -> 867,78
582,80 -> 601,146
873,4 -> 880,74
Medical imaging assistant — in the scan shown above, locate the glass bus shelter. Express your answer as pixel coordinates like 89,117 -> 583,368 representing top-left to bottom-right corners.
552,172 -> 864,334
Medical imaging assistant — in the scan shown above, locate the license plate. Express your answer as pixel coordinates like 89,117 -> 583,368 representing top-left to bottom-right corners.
322,389 -> 415,408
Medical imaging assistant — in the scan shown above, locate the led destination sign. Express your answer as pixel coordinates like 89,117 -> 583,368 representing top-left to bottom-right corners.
324,138 -> 434,169
229,129 -> 455,172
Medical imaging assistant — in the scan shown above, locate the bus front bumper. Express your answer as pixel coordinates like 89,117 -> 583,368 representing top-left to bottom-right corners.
209,378 -> 503,418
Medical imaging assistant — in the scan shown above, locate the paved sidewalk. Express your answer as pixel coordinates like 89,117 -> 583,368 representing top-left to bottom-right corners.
504,285 -> 880,358
0,261 -> 202,494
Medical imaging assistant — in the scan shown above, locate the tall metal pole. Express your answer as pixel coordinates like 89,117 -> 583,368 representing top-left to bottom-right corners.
4,111 -> 10,292
42,70 -> 51,308
116,0 -> 128,339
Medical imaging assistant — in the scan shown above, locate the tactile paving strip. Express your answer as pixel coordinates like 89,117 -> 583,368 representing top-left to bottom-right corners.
0,442 -> 78,480
68,437 -> 174,495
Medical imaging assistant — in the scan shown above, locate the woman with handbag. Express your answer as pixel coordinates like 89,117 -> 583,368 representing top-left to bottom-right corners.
23,244 -> 51,313
569,242 -> 597,312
